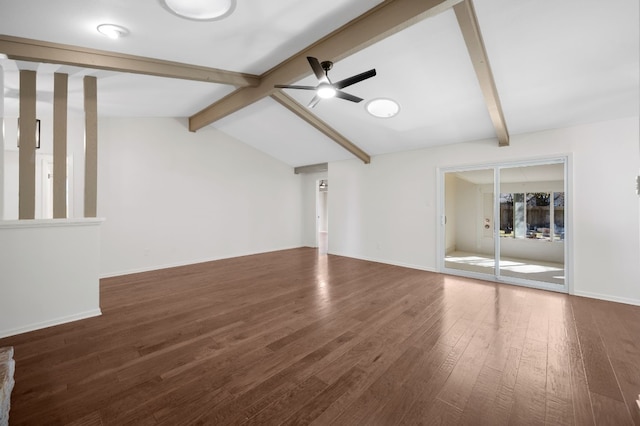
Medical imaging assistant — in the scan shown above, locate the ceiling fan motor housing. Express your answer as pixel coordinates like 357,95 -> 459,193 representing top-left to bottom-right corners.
320,61 -> 333,73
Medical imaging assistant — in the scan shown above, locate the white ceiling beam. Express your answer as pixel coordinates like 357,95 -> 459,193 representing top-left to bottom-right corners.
271,91 -> 371,164
453,0 -> 509,146
190,0 -> 462,131
0,35 -> 260,87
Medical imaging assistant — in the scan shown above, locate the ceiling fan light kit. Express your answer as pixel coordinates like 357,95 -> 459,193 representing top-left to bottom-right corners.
275,56 -> 376,108
161,0 -> 235,21
317,85 -> 336,99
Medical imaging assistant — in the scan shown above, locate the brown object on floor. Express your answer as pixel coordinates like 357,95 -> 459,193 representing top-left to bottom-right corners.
0,248 -> 639,425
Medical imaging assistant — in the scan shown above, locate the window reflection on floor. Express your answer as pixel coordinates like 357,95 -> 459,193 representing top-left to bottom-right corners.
445,251 -> 564,285
318,231 -> 328,255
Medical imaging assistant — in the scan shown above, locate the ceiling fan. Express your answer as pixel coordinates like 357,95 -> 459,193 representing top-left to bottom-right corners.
274,56 -> 376,108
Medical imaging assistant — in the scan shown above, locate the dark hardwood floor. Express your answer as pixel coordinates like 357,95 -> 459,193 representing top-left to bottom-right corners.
1,248 -> 639,425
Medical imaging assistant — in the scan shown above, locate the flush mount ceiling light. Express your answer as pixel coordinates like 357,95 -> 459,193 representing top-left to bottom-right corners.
97,24 -> 129,39
366,98 -> 400,118
161,0 -> 236,21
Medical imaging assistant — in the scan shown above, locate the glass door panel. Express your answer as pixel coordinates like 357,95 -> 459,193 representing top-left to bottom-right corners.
444,169 -> 495,277
498,163 -> 565,285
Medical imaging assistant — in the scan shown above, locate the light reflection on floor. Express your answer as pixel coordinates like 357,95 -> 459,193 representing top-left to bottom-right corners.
314,249 -> 331,311
445,251 -> 564,285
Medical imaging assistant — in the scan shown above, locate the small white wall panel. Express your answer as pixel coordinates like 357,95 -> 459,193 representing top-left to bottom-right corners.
0,219 -> 102,338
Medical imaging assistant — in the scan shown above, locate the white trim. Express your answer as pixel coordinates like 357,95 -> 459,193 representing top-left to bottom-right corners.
440,155 -> 567,173
436,167 -> 445,273
572,291 -> 640,307
564,153 -> 574,295
0,309 -> 102,339
0,217 -> 105,229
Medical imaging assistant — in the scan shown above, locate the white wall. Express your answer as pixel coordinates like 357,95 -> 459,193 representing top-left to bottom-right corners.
2,151 -> 18,219
0,219 -> 102,338
329,117 -> 640,305
98,117 -> 303,277
330,151 -> 437,270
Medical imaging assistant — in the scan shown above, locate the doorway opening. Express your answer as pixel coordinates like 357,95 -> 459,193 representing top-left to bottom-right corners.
440,158 -> 569,293
39,154 -> 73,219
316,179 -> 328,254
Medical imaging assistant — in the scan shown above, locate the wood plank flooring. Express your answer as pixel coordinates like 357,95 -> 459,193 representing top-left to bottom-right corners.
1,248 -> 639,425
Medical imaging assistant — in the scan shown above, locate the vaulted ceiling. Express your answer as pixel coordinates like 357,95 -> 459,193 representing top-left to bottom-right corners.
1,0 -> 638,168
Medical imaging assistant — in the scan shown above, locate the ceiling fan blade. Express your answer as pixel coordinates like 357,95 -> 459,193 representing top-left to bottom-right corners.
307,56 -> 329,84
334,69 -> 376,90
307,94 -> 321,108
274,84 -> 317,90
335,90 -> 363,103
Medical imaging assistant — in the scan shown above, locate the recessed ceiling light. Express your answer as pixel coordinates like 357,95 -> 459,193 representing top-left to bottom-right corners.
161,0 -> 235,21
366,98 -> 400,118
97,24 -> 129,39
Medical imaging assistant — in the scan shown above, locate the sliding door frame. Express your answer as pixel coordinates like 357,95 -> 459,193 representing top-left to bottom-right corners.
437,155 -> 572,294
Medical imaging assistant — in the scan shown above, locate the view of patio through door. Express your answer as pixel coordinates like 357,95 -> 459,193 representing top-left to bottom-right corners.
441,159 -> 567,292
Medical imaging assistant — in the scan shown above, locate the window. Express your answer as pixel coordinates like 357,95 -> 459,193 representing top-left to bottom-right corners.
500,191 -> 564,241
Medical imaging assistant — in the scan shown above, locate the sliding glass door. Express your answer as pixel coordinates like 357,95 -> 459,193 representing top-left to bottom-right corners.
441,159 -> 567,292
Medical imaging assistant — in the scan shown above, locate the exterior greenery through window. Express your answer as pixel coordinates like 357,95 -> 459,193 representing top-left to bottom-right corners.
500,192 -> 564,241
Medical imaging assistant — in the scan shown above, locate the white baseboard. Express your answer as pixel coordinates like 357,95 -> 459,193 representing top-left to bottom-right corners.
571,290 -> 640,307
0,309 -> 102,339
100,246 -> 303,279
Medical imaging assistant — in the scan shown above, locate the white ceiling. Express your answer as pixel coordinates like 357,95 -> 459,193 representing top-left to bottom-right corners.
1,0 -> 638,168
